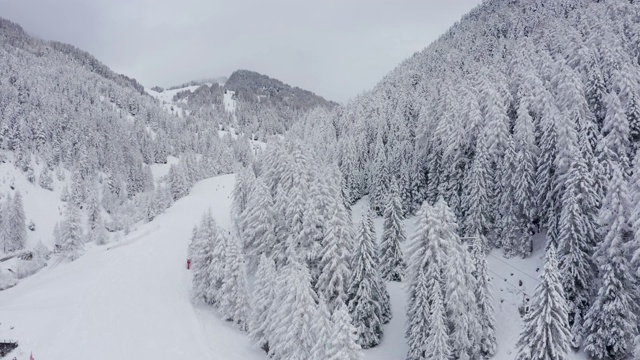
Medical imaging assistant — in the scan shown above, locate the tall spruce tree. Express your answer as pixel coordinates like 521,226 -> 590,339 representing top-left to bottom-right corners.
268,255 -> 318,360
190,213 -> 218,305
326,299 -> 362,360
557,146 -> 598,347
584,166 -> 638,360
316,202 -> 353,309
347,211 -> 384,348
58,202 -> 84,261
379,185 -> 406,282
471,235 -> 497,357
310,296 -> 334,360
242,179 -> 276,270
515,245 -> 570,360
219,232 -> 251,331
249,254 -> 277,352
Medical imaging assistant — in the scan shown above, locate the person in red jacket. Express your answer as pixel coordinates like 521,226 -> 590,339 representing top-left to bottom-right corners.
187,259 -> 191,270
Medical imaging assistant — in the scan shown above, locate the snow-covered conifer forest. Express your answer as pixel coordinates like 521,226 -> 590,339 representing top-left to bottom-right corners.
1,0 -> 640,359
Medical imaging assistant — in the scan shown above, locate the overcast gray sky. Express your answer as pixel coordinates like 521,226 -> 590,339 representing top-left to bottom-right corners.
0,0 -> 481,103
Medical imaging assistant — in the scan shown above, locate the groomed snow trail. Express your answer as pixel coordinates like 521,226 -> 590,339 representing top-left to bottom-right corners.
0,174 -> 262,360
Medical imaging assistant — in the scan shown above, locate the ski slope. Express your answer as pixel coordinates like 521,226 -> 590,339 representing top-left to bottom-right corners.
0,174 -> 262,360
0,173 -> 586,359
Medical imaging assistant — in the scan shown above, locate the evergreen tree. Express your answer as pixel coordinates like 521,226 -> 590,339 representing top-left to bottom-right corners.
190,213 -> 217,305
316,202 -> 352,308
425,280 -> 451,360
598,92 -> 630,177
219,232 -> 251,331
463,132 -> 492,245
370,132 -> 390,216
513,96 -> 537,240
38,166 -> 54,191
557,146 -> 598,347
0,195 -> 10,253
231,167 -> 256,237
93,217 -> 109,245
471,235 -> 497,357
207,228 -> 230,305
310,296 -> 334,360
6,192 -> 26,252
347,211 -> 384,348
584,166 -> 638,360
58,202 -> 84,261
379,185 -> 406,282
250,254 -> 277,352
268,256 -> 317,360
515,245 -> 570,360
242,179 -> 276,271
406,199 -> 454,360
326,299 -> 362,360
168,164 -> 189,201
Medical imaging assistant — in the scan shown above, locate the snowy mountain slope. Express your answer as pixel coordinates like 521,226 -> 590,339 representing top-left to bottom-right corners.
0,171 -> 586,359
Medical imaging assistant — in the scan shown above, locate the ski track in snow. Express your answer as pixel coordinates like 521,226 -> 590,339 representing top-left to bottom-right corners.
0,174 -> 587,359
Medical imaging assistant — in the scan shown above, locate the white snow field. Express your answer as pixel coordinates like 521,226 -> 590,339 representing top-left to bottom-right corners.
0,173 -> 586,360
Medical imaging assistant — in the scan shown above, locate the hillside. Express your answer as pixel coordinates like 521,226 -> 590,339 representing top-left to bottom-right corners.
156,69 -> 337,140
0,16 -> 255,289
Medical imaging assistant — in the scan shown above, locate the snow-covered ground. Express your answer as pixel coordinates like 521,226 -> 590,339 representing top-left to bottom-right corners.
224,90 -> 236,113
0,173 -> 586,359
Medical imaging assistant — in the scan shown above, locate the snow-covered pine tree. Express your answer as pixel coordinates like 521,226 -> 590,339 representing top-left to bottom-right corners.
250,254 -> 277,352
268,254 -> 317,360
38,166 -> 54,191
515,245 -> 570,360
347,210 -> 384,348
190,213 -> 217,305
462,131 -> 492,247
369,132 -> 390,216
500,136 -> 523,256
425,280 -> 451,360
557,145 -> 598,348
406,268 -> 430,360
5,191 -> 26,252
535,97 -> 560,232
316,201 -> 353,309
471,235 -> 497,358
58,202 -> 85,261
207,227 -> 230,305
0,195 -> 9,253
231,167 -> 256,238
86,187 -> 101,230
379,183 -> 406,282
168,164 -> 189,201
93,217 -> 109,245
406,199 -> 452,360
436,195 -> 480,359
241,179 -> 276,271
326,299 -> 362,360
597,92 -> 630,178
300,174 -> 330,278
513,95 -> 537,247
219,231 -> 251,331
584,166 -> 638,360
310,295 -> 334,360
